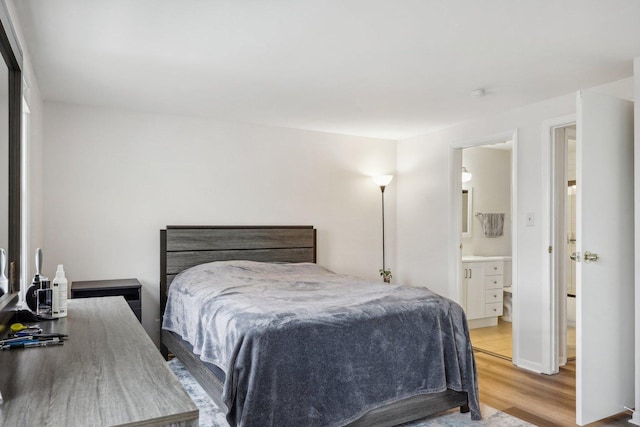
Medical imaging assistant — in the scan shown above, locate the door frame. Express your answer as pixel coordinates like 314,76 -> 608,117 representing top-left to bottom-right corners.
541,114 -> 576,375
633,56 -> 640,427
449,129 -> 519,362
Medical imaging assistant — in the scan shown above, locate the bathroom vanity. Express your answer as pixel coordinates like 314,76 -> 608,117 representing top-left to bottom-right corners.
462,256 -> 511,329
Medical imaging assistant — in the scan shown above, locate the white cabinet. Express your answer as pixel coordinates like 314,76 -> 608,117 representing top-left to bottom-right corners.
483,260 -> 504,318
462,263 -> 484,320
462,259 -> 504,327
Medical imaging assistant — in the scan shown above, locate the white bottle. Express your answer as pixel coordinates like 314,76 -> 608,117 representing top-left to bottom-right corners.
52,265 -> 68,318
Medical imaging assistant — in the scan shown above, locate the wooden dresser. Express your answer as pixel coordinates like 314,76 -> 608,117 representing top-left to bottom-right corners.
0,297 -> 198,426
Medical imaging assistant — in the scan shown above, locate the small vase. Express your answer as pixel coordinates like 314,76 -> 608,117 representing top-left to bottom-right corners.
383,276 -> 391,284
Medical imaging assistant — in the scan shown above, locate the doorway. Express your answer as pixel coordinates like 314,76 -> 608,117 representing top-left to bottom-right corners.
550,124 -> 577,367
544,91 -> 634,425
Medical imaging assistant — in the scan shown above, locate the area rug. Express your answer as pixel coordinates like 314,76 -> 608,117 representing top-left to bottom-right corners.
168,359 -> 532,426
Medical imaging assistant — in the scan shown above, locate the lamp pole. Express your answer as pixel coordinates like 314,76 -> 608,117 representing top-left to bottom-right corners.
372,175 -> 392,281
380,184 -> 387,272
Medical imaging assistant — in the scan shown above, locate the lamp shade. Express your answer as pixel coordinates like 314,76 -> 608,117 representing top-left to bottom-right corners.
461,167 -> 472,183
372,175 -> 393,187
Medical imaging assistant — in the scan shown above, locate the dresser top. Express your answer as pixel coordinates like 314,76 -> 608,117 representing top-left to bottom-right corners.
0,297 -> 198,426
71,278 -> 142,291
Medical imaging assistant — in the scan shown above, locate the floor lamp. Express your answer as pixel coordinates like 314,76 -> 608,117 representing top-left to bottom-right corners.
373,175 -> 393,282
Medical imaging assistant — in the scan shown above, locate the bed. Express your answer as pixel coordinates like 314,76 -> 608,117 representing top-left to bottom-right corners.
160,225 -> 480,427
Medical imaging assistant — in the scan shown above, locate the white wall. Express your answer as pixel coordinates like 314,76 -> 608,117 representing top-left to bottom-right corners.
398,93 -> 576,370
397,77 -> 633,371
24,81 -> 44,286
461,146 -> 511,257
43,103 -> 397,344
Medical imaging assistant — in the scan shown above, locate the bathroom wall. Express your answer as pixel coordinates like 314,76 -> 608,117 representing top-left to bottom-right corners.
461,145 -> 512,257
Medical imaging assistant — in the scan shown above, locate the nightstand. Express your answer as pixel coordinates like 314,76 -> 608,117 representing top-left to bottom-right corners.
71,278 -> 142,322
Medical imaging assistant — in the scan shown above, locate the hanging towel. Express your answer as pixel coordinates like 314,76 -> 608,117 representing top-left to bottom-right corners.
480,213 -> 505,238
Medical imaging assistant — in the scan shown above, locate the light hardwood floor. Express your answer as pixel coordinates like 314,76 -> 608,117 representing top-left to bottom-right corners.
475,352 -> 631,426
469,319 -> 576,361
469,319 -> 514,359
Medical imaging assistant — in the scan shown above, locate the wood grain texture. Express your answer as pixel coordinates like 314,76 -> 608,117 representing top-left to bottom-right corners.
160,226 -> 317,318
167,248 -> 316,274
163,330 -> 226,411
345,390 -> 468,427
0,297 -> 198,427
71,278 -> 142,292
166,227 -> 315,251
475,352 -> 632,426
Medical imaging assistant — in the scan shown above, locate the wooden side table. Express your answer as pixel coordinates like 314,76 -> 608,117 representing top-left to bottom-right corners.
71,278 -> 142,322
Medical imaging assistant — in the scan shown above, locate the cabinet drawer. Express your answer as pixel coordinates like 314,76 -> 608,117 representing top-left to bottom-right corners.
485,261 -> 503,276
485,289 -> 503,304
484,275 -> 503,289
485,302 -> 503,317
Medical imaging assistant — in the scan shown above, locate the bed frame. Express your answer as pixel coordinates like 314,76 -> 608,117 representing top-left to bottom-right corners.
160,225 -> 469,426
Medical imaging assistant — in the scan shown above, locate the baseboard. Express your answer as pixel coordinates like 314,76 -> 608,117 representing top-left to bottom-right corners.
629,411 -> 640,425
514,358 -> 543,374
468,317 -> 498,329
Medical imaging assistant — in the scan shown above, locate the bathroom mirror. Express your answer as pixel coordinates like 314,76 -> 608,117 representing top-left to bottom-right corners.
462,185 -> 472,237
0,4 -> 23,309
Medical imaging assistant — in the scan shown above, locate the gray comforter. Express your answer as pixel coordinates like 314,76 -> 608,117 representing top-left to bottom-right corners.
162,261 -> 480,426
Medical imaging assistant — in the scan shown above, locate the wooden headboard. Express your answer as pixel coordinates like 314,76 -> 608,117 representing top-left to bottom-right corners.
160,225 -> 316,317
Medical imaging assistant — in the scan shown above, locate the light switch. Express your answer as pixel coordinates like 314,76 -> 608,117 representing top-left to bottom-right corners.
526,212 -> 535,226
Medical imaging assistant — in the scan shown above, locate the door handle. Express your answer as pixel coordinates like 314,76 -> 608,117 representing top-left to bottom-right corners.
583,251 -> 599,263
570,251 -> 599,263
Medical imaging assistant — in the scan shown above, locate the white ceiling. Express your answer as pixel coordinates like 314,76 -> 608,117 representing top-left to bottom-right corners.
13,0 -> 640,140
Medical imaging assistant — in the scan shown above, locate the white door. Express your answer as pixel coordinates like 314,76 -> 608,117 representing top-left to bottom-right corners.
576,90 -> 634,425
